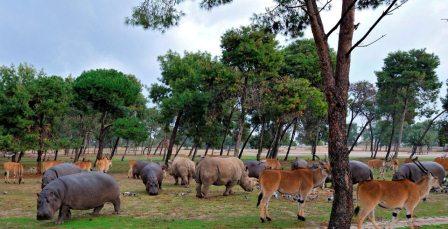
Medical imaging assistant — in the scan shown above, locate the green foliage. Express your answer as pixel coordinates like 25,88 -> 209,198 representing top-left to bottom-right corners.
74,69 -> 142,115
403,121 -> 438,147
112,117 -> 148,143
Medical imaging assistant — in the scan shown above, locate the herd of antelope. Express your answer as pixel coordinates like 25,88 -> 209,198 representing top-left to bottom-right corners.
2,154 -> 448,228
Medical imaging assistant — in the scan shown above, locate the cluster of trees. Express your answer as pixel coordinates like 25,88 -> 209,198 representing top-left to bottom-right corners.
0,66 -> 152,172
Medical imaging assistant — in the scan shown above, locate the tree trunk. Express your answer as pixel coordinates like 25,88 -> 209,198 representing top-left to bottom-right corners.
165,111 -> 183,165
96,111 -> 108,160
121,140 -> 130,161
269,122 -> 283,159
234,76 -> 248,156
410,110 -> 446,158
17,151 -> 25,162
188,144 -> 195,157
220,106 -> 235,156
306,0 -> 355,227
284,120 -> 298,161
311,135 -> 318,161
369,122 -> 374,156
174,137 -> 187,158
385,114 -> 397,160
153,139 -> 164,155
394,98 -> 408,158
204,144 -> 210,156
257,118 -> 266,161
348,118 -> 373,154
191,145 -> 199,160
238,125 -> 257,159
110,137 -> 120,159
53,150 -> 59,161
147,137 -> 154,155
226,145 -> 231,156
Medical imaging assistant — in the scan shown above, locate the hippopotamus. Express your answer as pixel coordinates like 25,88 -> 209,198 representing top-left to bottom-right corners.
41,163 -> 82,189
195,157 -> 256,198
291,157 -> 308,170
393,161 -> 446,186
140,162 -> 164,195
244,160 -> 266,179
349,160 -> 373,184
36,172 -> 120,224
132,160 -> 149,179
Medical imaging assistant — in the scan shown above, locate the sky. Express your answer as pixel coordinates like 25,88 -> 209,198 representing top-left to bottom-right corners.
0,0 -> 447,104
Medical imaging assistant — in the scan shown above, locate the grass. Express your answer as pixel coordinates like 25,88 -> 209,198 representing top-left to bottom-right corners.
0,154 -> 447,228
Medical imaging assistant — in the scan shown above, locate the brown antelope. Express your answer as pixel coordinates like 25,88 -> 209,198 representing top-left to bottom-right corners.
74,161 -> 92,171
257,163 -> 329,222
128,160 -> 137,178
355,160 -> 440,229
96,157 -> 112,173
434,157 -> 448,171
367,159 -> 386,179
263,158 -> 281,170
41,161 -> 62,172
386,159 -> 399,172
3,162 -> 24,184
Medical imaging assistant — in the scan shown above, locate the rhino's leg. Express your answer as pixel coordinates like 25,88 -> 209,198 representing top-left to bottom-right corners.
196,182 -> 203,198
92,204 -> 104,216
174,176 -> 179,185
180,175 -> 188,186
55,205 -> 70,224
223,184 -> 235,196
112,196 -> 121,214
200,183 -> 210,198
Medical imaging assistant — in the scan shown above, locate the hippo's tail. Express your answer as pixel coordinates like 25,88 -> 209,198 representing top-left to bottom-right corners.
256,192 -> 263,207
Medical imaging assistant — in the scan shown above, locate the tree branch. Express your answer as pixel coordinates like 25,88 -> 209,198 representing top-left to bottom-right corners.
348,0 -> 402,55
325,0 -> 358,39
357,34 -> 386,47
319,0 -> 333,12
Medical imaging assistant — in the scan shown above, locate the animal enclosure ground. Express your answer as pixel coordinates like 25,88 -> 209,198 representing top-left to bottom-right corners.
0,155 -> 447,228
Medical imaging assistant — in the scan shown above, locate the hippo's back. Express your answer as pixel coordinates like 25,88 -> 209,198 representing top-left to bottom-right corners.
50,163 -> 82,176
349,160 -> 372,184
141,162 -> 163,183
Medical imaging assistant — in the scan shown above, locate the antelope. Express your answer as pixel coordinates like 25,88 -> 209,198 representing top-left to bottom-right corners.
96,157 -> 112,173
257,163 -> 329,222
74,161 -> 92,171
3,162 -> 24,184
128,160 -> 137,178
263,158 -> 281,170
434,157 -> 448,171
355,159 -> 440,229
367,159 -> 386,179
41,161 -> 62,172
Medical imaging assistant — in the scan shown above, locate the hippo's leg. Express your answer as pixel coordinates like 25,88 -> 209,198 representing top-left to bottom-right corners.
92,204 -> 104,216
159,180 -> 163,190
55,205 -> 70,224
112,196 -> 121,214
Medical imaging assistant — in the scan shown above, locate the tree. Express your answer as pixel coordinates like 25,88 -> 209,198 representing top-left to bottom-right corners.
127,0 -> 411,226
377,49 -> 441,159
73,69 -> 143,161
220,26 -> 283,156
112,116 -> 148,160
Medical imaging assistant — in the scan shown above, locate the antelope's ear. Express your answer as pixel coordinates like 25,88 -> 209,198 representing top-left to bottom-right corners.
36,193 -> 40,198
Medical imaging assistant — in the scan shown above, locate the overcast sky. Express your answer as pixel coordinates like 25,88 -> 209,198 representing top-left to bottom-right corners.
1,0 -> 447,103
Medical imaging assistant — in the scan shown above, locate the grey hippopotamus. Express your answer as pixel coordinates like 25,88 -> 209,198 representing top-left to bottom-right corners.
291,157 -> 309,170
36,172 -> 120,224
41,163 -> 82,189
140,162 -> 164,195
132,160 -> 149,179
393,161 -> 446,186
244,160 -> 266,179
349,160 -> 373,184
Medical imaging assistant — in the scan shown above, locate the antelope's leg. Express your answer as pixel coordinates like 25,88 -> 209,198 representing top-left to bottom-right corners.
4,171 -> 9,183
367,210 -> 380,229
405,206 -> 416,229
259,192 -> 273,222
390,208 -> 401,228
357,206 -> 375,229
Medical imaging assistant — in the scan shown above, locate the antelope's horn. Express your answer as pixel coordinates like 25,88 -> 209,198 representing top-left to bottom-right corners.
417,160 -> 429,173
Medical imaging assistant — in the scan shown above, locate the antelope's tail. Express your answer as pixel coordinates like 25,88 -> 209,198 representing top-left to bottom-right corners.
256,192 -> 263,207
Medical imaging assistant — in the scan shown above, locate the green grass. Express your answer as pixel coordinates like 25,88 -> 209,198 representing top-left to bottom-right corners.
0,154 -> 447,228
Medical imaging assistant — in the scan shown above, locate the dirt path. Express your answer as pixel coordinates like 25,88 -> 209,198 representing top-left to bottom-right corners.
351,216 -> 448,228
